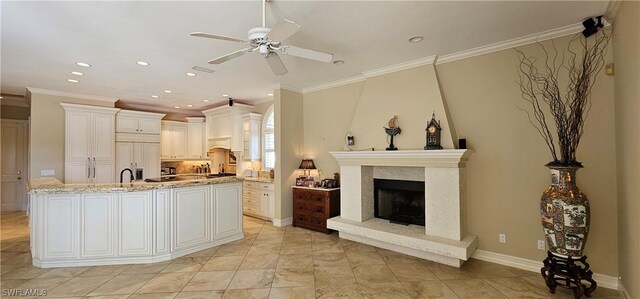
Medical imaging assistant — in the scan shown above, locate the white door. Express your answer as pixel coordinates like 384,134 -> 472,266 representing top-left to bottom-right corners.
1,121 -> 27,211
116,115 -> 138,133
172,124 -> 188,159
93,113 -> 116,162
144,143 -> 160,179
161,125 -> 172,159
138,118 -> 161,134
115,143 -> 134,182
66,111 -> 91,162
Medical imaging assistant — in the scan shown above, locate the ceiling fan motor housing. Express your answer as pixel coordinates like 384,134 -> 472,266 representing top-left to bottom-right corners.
248,27 -> 271,41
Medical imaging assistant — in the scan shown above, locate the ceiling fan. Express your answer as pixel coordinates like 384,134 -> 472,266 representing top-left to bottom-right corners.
190,0 -> 334,76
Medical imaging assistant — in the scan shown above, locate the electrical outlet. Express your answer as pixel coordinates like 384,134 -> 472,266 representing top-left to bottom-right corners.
40,170 -> 55,177
499,234 -> 506,243
537,240 -> 546,250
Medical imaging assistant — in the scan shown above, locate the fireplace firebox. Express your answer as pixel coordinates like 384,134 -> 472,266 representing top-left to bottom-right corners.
374,179 -> 425,226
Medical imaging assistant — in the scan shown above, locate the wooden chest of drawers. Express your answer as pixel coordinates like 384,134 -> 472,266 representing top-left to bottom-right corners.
292,187 -> 340,234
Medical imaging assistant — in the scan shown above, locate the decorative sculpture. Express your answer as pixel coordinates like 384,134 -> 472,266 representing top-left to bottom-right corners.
384,116 -> 401,151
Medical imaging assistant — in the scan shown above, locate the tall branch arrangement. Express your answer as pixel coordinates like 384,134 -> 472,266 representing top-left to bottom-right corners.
516,30 -> 610,166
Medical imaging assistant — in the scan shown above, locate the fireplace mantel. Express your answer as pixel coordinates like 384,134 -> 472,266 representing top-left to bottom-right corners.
328,149 -> 477,267
329,149 -> 473,168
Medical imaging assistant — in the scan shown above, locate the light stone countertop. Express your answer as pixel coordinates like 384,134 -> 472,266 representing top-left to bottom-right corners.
242,177 -> 275,183
28,176 -> 242,195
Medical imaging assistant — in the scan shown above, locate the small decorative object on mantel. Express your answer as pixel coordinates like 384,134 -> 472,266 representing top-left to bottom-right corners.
424,112 -> 443,150
516,19 -> 610,298
383,115 -> 401,151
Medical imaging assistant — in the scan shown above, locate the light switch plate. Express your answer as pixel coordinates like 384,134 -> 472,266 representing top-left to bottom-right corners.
41,170 -> 55,177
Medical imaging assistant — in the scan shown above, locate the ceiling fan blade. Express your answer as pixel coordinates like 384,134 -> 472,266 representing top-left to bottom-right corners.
190,32 -> 246,43
266,19 -> 301,42
208,48 -> 251,64
281,46 -> 334,63
265,53 -> 288,76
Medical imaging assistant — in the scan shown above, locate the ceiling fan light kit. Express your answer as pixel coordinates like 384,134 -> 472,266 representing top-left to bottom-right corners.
190,0 -> 333,76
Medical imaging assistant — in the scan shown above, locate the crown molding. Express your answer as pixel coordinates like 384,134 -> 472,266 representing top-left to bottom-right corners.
27,87 -> 118,103
303,75 -> 366,94
362,55 -> 437,78
436,22 -> 585,65
271,83 -> 303,94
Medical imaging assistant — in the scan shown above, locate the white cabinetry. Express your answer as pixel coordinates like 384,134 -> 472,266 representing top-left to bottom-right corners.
81,193 -> 116,258
213,183 -> 243,239
116,142 -> 160,181
118,192 -> 152,256
242,181 -> 274,220
62,103 -> 120,184
161,121 -> 188,160
40,194 -> 79,260
173,186 -> 210,251
117,111 -> 163,134
154,190 -> 171,255
203,104 -> 253,151
186,117 -> 207,159
241,113 -> 262,161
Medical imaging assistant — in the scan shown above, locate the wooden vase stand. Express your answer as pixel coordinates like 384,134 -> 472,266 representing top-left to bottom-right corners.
541,251 -> 597,299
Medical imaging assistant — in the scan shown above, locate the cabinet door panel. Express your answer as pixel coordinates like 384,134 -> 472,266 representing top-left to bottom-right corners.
93,161 -> 115,184
187,123 -> 205,159
43,195 -> 78,259
144,143 -> 160,179
65,162 -> 90,184
172,124 -> 188,159
66,111 -> 91,162
93,113 -> 116,161
173,186 -> 210,250
139,118 -> 161,135
161,125 -> 172,159
119,192 -> 151,256
81,194 -> 115,258
133,143 -> 144,169
115,143 -> 134,182
213,184 -> 242,240
116,115 -> 138,133
154,190 -> 171,254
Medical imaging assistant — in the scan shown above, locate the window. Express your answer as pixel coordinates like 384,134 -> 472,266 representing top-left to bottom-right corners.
262,105 -> 275,169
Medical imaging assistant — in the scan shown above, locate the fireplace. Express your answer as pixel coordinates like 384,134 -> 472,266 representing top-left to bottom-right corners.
374,179 -> 425,226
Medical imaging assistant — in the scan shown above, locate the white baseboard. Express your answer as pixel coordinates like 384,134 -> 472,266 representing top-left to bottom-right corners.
471,249 -> 619,290
273,217 -> 293,227
619,281 -> 631,299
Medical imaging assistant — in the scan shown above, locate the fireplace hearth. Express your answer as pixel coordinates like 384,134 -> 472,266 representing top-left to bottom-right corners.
374,179 -> 425,226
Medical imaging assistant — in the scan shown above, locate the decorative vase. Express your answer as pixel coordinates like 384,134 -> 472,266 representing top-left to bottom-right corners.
540,166 -> 590,257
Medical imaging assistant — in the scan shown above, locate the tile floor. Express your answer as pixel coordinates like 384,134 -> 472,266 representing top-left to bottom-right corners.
0,211 -> 621,298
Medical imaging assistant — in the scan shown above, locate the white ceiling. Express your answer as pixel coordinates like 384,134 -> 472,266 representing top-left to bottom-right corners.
1,1 -> 608,109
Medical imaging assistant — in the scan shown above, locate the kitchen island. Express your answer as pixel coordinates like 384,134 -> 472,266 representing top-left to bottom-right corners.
28,177 -> 243,268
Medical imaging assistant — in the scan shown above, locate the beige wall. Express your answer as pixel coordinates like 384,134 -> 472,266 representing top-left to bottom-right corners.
252,101 -> 273,116
302,35 -> 618,276
613,1 -> 640,296
1,105 -> 30,120
274,89 -> 303,221
29,92 -> 114,181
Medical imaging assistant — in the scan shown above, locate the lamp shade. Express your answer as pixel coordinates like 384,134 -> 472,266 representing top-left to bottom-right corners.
298,159 -> 316,170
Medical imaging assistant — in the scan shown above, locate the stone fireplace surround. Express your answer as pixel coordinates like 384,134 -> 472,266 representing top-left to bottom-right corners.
327,150 -> 477,267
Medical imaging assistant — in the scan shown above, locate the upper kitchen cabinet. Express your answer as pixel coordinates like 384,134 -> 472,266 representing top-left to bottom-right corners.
116,110 -> 164,135
61,103 -> 120,184
241,113 -> 262,161
161,121 -> 188,160
186,117 -> 207,160
202,103 -> 253,152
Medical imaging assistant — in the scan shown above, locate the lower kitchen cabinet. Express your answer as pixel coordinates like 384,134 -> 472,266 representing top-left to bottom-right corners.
154,190 -> 171,255
80,193 -> 116,258
213,184 -> 243,240
118,192 -> 152,256
173,186 -> 211,251
242,181 -> 274,220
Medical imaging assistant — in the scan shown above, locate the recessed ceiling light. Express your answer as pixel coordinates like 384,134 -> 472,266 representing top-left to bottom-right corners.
136,61 -> 150,66
67,79 -> 79,83
187,104 -> 193,108
164,90 -> 172,93
76,62 -> 91,67
267,93 -> 273,96
203,99 -> 210,102
333,60 -> 345,65
186,72 -> 197,77
222,93 -> 229,97
71,71 -> 84,76
408,36 -> 424,43
174,106 -> 180,109
151,95 -> 159,98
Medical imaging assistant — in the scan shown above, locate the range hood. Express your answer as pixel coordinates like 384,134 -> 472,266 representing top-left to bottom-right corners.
208,137 -> 231,150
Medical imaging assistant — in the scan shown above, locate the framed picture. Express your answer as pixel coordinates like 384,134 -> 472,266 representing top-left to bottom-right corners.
296,176 -> 307,186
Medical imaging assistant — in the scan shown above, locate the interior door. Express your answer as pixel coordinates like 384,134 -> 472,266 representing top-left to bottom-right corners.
1,121 -> 26,211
